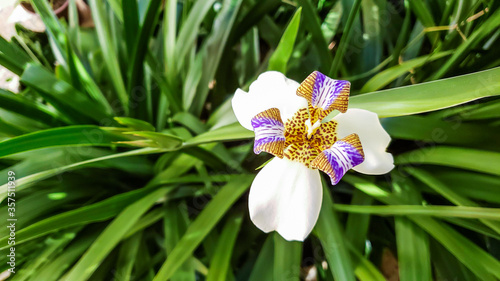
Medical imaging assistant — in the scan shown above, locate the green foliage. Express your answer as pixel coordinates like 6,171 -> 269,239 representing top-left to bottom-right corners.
0,0 -> 499,280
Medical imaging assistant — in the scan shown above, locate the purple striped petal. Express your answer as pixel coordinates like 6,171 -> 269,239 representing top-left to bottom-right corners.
251,108 -> 286,158
311,134 -> 364,185
296,71 -> 350,118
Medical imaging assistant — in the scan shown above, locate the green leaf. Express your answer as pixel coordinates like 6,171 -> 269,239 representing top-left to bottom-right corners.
273,233 -> 302,281
361,51 -> 453,93
393,180 -> 432,281
114,117 -> 155,132
36,232 -> 100,281
184,123 -> 253,146
174,0 -> 217,72
0,89 -> 66,126
407,167 -> 500,234
206,213 -> 243,281
20,64 -> 110,123
126,0 -> 162,97
382,115 -> 500,151
88,0 -> 129,113
268,8 -> 302,73
152,175 -> 253,281
0,126 -> 129,159
0,184 -> 160,249
343,175 -> 500,280
432,7 -> 500,80
315,181 -> 355,281
0,148 -> 162,202
296,0 -> 333,72
397,147 -> 500,176
328,0 -> 362,77
335,204 -> 500,220
189,0 -> 243,115
63,187 -> 171,281
0,36 -> 33,75
163,202 -> 196,281
350,67 -> 500,118
248,236 -> 274,281
115,232 -> 142,281
123,131 -> 183,149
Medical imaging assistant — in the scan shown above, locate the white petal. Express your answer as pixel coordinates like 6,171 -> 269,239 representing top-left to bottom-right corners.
248,157 -> 322,241
333,108 -> 394,175
232,71 -> 307,130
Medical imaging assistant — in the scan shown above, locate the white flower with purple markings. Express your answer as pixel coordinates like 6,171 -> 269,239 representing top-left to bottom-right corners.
232,71 -> 394,241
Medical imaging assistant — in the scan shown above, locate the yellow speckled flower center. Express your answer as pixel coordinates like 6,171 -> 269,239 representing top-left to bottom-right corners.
283,108 -> 337,167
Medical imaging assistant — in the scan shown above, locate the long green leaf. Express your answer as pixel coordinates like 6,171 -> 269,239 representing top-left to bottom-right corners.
273,233 -> 302,281
350,67 -> 500,117
206,213 -> 243,281
20,64 -> 110,123
397,147 -> 500,176
184,123 -> 253,146
0,89 -> 66,126
315,181 -> 355,281
63,187 -> 171,281
335,204 -> 500,220
268,8 -> 302,73
0,126 -> 129,159
152,175 -> 253,281
88,0 -> 129,113
361,51 -> 452,92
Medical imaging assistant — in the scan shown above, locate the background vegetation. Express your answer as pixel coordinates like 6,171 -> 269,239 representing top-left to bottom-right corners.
0,0 -> 499,280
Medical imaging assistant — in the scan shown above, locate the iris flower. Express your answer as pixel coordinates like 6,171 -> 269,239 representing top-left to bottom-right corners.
232,71 -> 394,241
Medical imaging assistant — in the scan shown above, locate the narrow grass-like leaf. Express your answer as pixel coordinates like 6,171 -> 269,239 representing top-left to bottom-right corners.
397,147 -> 500,176
268,8 -> 302,73
189,0 -> 243,115
335,204 -> 500,220
115,117 -> 155,131
36,232 -> 100,281
63,187 -> 171,281
328,0 -> 362,77
350,67 -> 500,117
0,126 -> 129,159
393,179 -> 432,281
123,131 -> 183,149
0,36 -> 33,75
0,148 -> 162,202
88,0 -> 129,113
248,236 -> 274,281
0,184 -> 160,249
274,233 -> 302,281
296,0 -> 333,72
152,175 -> 253,281
347,243 -> 386,281
115,232 -> 142,281
343,175 -> 500,280
20,64 -> 110,123
206,213 -> 243,281
0,89 -> 66,126
361,51 -> 452,92
184,123 -> 253,146
174,0 -> 217,71
315,181 -> 355,281
432,8 -> 500,80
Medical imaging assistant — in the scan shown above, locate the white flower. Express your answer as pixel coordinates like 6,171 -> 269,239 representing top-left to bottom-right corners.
232,71 -> 394,241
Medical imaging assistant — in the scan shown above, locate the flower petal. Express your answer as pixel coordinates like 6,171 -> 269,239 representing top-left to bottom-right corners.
311,134 -> 364,185
248,157 -> 322,241
333,108 -> 394,175
296,71 -> 350,121
251,108 -> 285,158
232,71 -> 307,130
